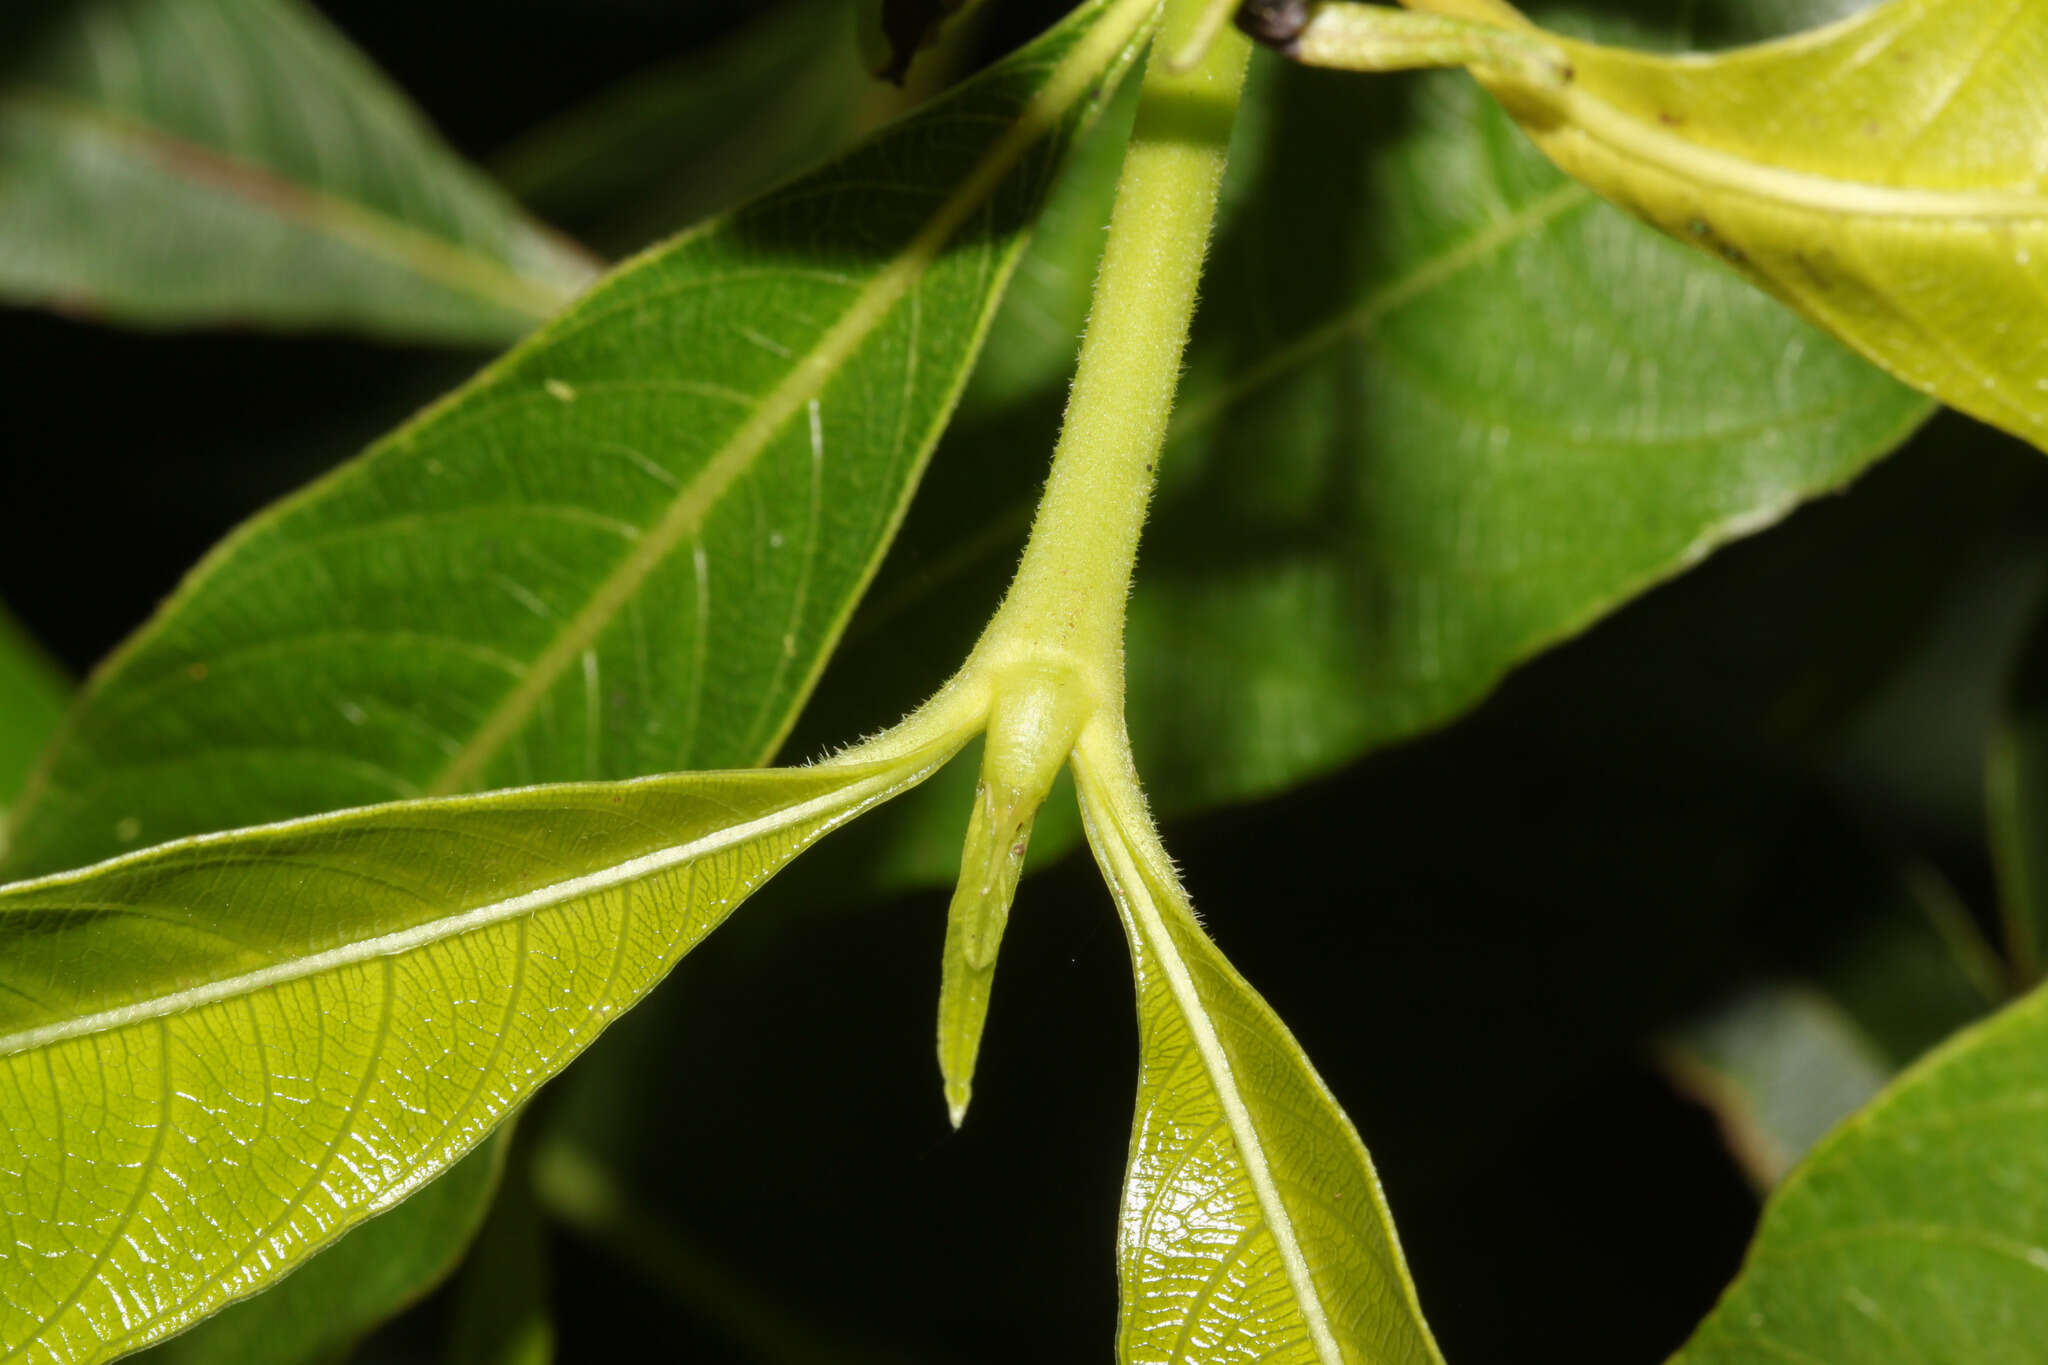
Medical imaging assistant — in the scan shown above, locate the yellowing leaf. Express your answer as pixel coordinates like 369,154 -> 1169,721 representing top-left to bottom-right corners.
1404,0 -> 2048,451
1074,733 -> 1444,1365
0,735 -> 962,1365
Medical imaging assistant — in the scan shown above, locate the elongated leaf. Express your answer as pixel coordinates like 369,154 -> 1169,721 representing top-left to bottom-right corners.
2,0 -> 1158,883
0,737 -> 960,1365
0,0 -> 598,342
1674,976 -> 2048,1365
128,1134 -> 507,1365
1404,0 -> 2048,452
802,0 -> 1931,890
0,605 -> 64,820
1074,738 -> 1443,1365
490,0 -> 876,257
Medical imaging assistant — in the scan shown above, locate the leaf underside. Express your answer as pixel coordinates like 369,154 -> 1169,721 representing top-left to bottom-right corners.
0,749 -> 953,1364
1417,0 -> 2048,453
1077,748 -> 1444,1365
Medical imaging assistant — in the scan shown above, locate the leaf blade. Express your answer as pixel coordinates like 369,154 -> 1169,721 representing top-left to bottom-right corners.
0,738 -> 961,1365
1412,0 -> 2048,451
0,0 -> 597,341
1075,734 -> 1444,1365
1673,976 -> 2048,1365
2,0 -> 1157,882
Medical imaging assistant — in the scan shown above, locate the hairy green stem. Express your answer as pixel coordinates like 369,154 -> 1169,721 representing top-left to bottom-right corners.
930,0 -> 1252,1123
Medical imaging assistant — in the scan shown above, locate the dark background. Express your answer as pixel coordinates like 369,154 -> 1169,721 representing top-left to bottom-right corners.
6,2 -> 2044,1362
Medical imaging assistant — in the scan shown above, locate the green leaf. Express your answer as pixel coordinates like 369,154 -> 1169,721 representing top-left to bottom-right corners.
1989,591 -> 2048,986
126,1133 -> 508,1365
0,604 -> 65,821
804,0 -> 1932,889
2,0 -> 1157,883
1673,977 -> 2048,1365
446,1150 -> 554,1365
0,0 -> 599,342
1074,739 -> 1444,1365
0,737 -> 961,1364
489,0 -> 876,257
1408,0 -> 2048,452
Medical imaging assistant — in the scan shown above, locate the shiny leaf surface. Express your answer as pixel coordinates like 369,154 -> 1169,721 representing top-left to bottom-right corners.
1673,977 -> 2048,1365
1075,741 -> 1444,1365
127,1136 -> 507,1365
1406,0 -> 2048,451
2,0 -> 1155,882
0,742 -> 958,1364
0,0 -> 598,342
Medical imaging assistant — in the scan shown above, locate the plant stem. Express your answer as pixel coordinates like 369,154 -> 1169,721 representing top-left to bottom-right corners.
974,0 -> 1250,705
930,0 -> 1251,1123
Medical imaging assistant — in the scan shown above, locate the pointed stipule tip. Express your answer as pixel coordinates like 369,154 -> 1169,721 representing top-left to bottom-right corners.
948,1096 -> 970,1130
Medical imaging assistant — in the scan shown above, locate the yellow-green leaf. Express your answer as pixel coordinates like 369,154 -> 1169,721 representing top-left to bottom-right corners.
1074,735 -> 1444,1365
1403,0 -> 2048,451
0,735 -> 961,1365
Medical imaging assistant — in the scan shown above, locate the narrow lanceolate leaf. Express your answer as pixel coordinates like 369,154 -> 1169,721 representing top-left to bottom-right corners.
0,739 -> 961,1365
1075,738 -> 1444,1365
1674,978 -> 2048,1365
1,0 -> 1158,882
0,605 -> 65,821
1404,0 -> 2048,452
0,0 -> 598,341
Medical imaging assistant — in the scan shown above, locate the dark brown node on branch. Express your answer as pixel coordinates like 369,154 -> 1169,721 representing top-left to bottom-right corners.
1236,0 -> 1312,48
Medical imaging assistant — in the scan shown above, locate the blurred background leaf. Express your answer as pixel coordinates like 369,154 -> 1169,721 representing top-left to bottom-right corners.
0,0 -> 599,342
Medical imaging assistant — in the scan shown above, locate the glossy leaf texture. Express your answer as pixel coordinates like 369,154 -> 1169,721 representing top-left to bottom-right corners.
1673,976 -> 2048,1365
0,0 -> 598,342
126,1137 -> 506,1365
1076,740 -> 1444,1365
1,0 -> 1156,883
799,0 -> 1932,890
0,606 -> 64,820
0,741 -> 959,1365
1404,0 -> 2048,452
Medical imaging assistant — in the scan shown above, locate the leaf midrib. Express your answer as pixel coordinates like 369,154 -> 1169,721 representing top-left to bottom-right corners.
1077,752 -> 1346,1365
423,0 -> 1162,796
1547,56 -> 2048,223
4,89 -> 590,319
0,770 -> 898,1058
